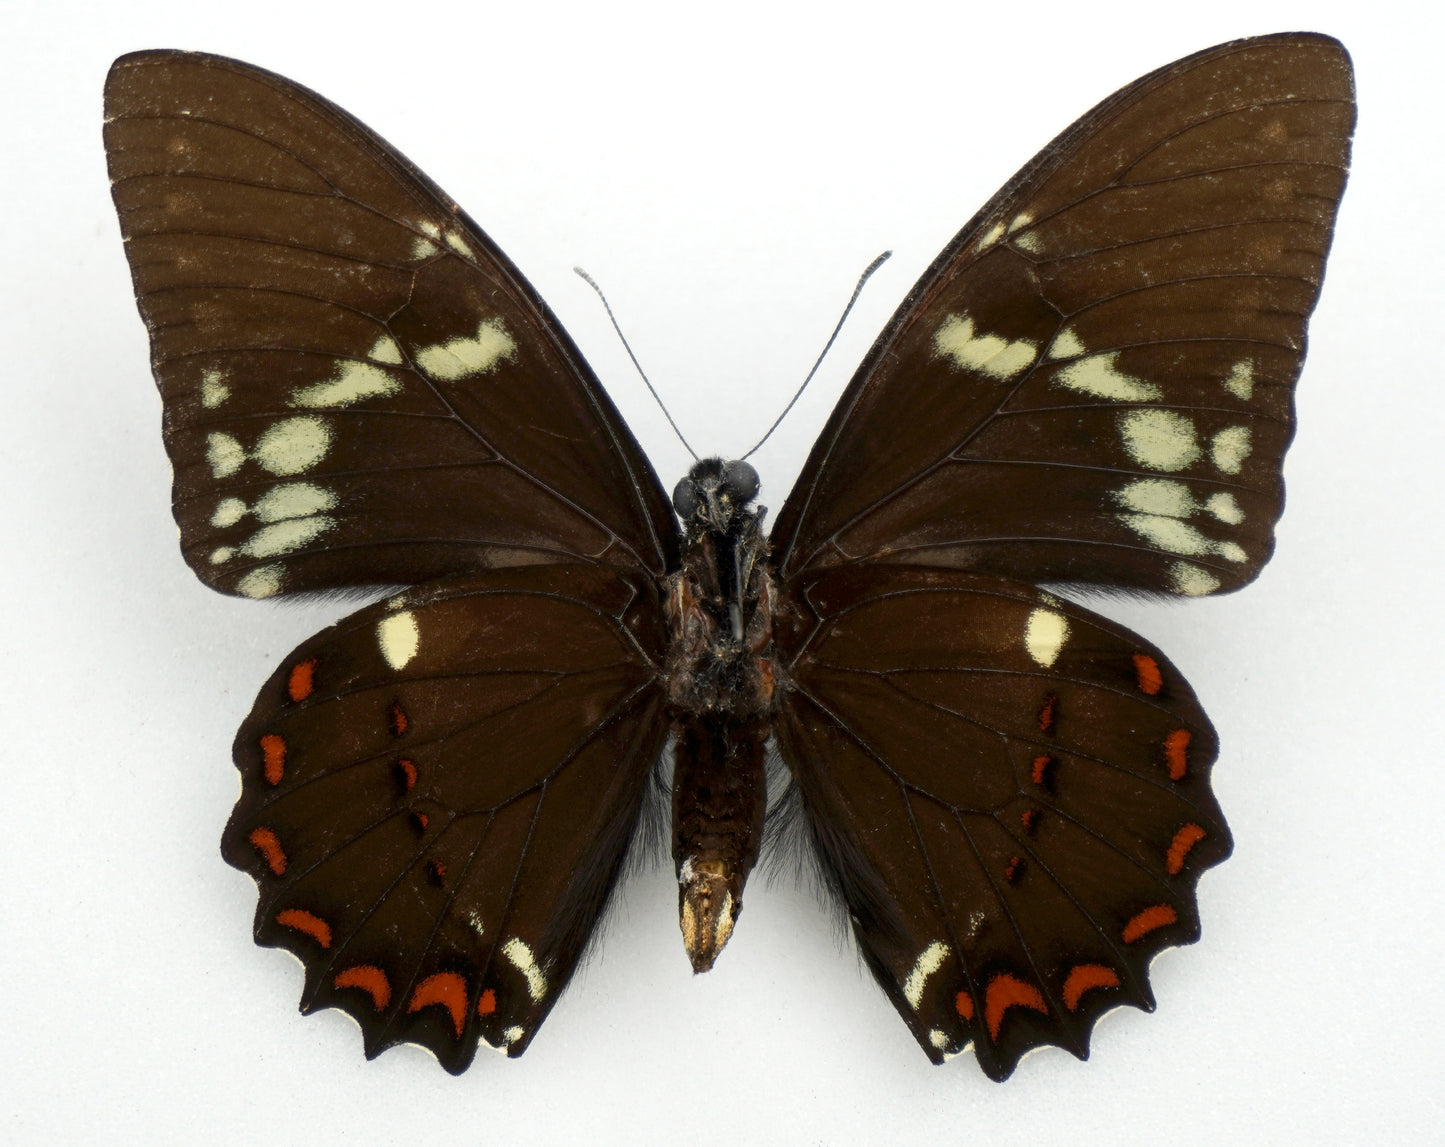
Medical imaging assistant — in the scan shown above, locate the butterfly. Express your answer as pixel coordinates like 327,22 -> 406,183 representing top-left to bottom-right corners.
103,34 -> 1353,1080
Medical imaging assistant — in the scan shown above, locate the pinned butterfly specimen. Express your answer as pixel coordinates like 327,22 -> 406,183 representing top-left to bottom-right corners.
104,33 -> 1353,1079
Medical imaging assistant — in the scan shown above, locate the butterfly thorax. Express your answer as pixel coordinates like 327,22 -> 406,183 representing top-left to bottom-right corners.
663,459 -> 779,972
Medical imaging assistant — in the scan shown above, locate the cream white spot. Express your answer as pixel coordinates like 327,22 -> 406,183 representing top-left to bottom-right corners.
1206,492 -> 1245,524
415,319 -> 517,381
444,231 -> 476,259
977,221 -> 1006,250
1056,352 -> 1162,402
1169,560 -> 1219,596
1007,212 -> 1034,233
377,610 -> 420,671
1114,478 -> 1195,518
386,593 -> 407,611
200,369 -> 230,408
240,516 -> 334,558
1224,360 -> 1254,400
903,941 -> 949,1010
206,432 -> 245,478
1211,426 -> 1252,474
419,221 -> 441,238
253,417 -> 332,476
933,313 -> 1038,380
929,1029 -> 950,1050
1047,328 -> 1086,359
1116,513 -> 1245,562
1118,409 -> 1200,472
290,360 -> 401,409
366,335 -> 404,365
467,911 -> 486,940
236,564 -> 284,598
503,1026 -> 525,1045
209,546 -> 234,564
502,938 -> 548,1002
409,235 -> 439,260
680,895 -> 698,951
253,482 -> 336,523
211,497 -> 247,528
1014,231 -> 1043,254
1025,608 -> 1069,668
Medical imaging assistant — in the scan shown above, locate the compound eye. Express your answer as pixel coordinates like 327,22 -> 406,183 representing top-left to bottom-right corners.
672,476 -> 700,519
721,460 -> 759,503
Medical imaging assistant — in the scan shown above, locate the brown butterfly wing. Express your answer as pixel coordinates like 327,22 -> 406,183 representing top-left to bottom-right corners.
774,566 -> 1228,1079
771,33 -> 1353,597
220,564 -> 667,1070
105,50 -> 675,598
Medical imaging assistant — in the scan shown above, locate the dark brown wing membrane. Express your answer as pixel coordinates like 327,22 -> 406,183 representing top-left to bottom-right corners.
105,51 -> 676,598
220,565 -> 667,1070
773,566 -> 1229,1080
772,34 -> 1354,597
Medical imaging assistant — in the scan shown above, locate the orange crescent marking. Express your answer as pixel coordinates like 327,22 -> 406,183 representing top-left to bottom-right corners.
984,973 -> 1049,1041
396,758 -> 417,792
1167,823 -> 1207,874
388,702 -> 409,737
276,908 -> 332,949
1123,903 -> 1178,943
1164,728 -> 1191,780
287,659 -> 317,703
259,734 -> 286,786
1037,694 -> 1057,734
477,988 -> 498,1016
1003,856 -> 1024,884
1062,964 -> 1120,1011
1020,808 -> 1039,834
409,972 -> 469,1038
247,827 -> 286,875
335,965 -> 391,1011
1030,755 -> 1054,786
955,991 -> 975,1021
1132,653 -> 1163,695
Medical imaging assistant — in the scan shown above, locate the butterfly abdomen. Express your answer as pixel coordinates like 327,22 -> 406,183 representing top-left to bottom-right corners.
664,458 -> 780,970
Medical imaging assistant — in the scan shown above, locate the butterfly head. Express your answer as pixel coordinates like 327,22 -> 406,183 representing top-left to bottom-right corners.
671,458 -> 761,536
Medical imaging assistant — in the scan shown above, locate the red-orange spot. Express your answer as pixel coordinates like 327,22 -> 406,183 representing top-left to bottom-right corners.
287,658 -> 317,702
1030,754 -> 1055,787
984,973 -> 1049,1041
1020,808 -> 1039,834
1132,653 -> 1163,696
248,827 -> 287,875
410,811 -> 429,833
427,859 -> 447,884
955,991 -> 975,1021
395,758 -> 417,793
477,988 -> 497,1016
1164,728 -> 1191,780
1167,823 -> 1207,875
388,702 -> 409,737
1123,903 -> 1179,944
276,908 -> 332,949
1003,856 -> 1024,884
1062,964 -> 1120,1011
1037,694 -> 1057,734
408,972 -> 469,1038
259,734 -> 287,786
335,965 -> 391,1011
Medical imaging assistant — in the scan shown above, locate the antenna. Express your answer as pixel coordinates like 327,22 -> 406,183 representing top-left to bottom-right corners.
574,267 -> 699,462
740,250 -> 891,461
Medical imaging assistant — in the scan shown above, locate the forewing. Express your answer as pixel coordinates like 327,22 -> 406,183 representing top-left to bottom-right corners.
105,51 -> 675,598
772,34 -> 1353,596
774,566 -> 1229,1080
220,565 -> 667,1071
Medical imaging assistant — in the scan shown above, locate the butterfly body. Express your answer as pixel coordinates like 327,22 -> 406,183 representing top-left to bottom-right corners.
105,35 -> 1353,1079
664,458 -> 777,970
